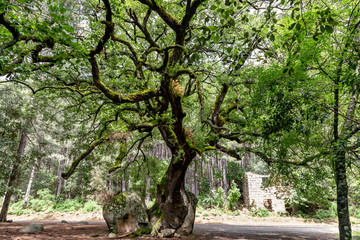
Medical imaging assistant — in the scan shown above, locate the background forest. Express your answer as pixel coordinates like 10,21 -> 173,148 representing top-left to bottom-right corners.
1,0 -> 360,239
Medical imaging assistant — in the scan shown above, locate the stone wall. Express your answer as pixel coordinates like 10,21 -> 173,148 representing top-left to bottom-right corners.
243,172 -> 286,213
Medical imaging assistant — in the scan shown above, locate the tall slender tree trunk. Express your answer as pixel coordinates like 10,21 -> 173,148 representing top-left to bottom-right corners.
46,158 -> 51,173
334,148 -> 351,240
191,164 -> 195,194
121,169 -> 126,192
200,158 -> 203,179
145,176 -> 151,205
0,128 -> 27,222
68,178 -> 72,199
222,158 -> 227,195
208,158 -> 213,189
23,157 -> 39,208
55,159 -> 65,201
76,166 -> 84,198
242,143 -> 251,170
215,155 -> 219,188
333,70 -> 355,240
127,176 -> 131,190
194,161 -> 199,197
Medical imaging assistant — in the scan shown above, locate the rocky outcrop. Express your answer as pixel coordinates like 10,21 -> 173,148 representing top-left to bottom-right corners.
102,191 -> 149,233
18,224 -> 44,233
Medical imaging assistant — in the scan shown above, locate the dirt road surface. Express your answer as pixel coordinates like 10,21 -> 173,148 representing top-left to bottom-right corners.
0,220 -> 338,240
194,223 -> 338,239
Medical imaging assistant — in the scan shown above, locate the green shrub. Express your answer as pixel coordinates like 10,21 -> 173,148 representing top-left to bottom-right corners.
227,180 -> 241,210
37,188 -> 54,201
250,208 -> 270,217
55,198 -> 83,212
232,209 -> 241,216
313,202 -> 337,220
276,211 -> 289,217
313,209 -> 336,220
82,200 -> 101,212
215,187 -> 226,208
29,197 -> 54,212
198,187 -> 226,209
8,200 -> 31,215
199,179 -> 211,196
296,210 -> 306,218
329,202 -> 337,215
354,208 -> 360,219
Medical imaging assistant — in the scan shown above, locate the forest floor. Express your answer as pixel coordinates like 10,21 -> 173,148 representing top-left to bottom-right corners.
1,210 -> 359,239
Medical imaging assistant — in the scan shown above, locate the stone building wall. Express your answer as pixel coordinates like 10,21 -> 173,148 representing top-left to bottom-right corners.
243,172 -> 286,213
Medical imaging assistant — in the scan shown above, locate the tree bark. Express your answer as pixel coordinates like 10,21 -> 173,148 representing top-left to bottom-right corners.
149,123 -> 198,236
151,153 -> 196,234
334,148 -> 352,240
68,178 -> 72,199
55,158 -> 65,201
208,157 -> 213,189
0,128 -> 27,222
215,155 -> 219,188
23,157 -> 39,208
222,158 -> 227,195
121,169 -> 126,192
194,161 -> 199,197
332,68 -> 357,240
77,167 -> 84,197
145,176 -> 151,205
242,143 -> 251,170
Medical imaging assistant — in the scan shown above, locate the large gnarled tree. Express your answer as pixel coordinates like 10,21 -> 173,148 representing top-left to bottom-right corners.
0,0 -> 271,234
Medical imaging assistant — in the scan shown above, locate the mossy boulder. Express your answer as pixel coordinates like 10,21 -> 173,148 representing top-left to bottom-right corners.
18,224 -> 44,233
102,191 -> 149,233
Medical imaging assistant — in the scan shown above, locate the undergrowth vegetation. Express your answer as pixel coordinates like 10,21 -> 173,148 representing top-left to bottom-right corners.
7,187 -> 360,224
198,180 -> 241,210
8,188 -> 101,215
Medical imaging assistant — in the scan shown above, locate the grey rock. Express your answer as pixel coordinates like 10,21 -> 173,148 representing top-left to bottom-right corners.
79,221 -> 89,225
18,224 -> 44,233
108,232 -> 117,238
103,191 -> 149,233
160,228 -> 175,238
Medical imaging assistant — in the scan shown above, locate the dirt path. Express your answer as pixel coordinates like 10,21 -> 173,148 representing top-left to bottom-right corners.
2,211 -> 350,239
0,220 -> 339,240
0,221 -> 110,240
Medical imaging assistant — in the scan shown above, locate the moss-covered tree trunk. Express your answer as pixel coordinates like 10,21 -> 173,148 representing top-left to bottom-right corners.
149,112 -> 198,236
150,151 -> 197,235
